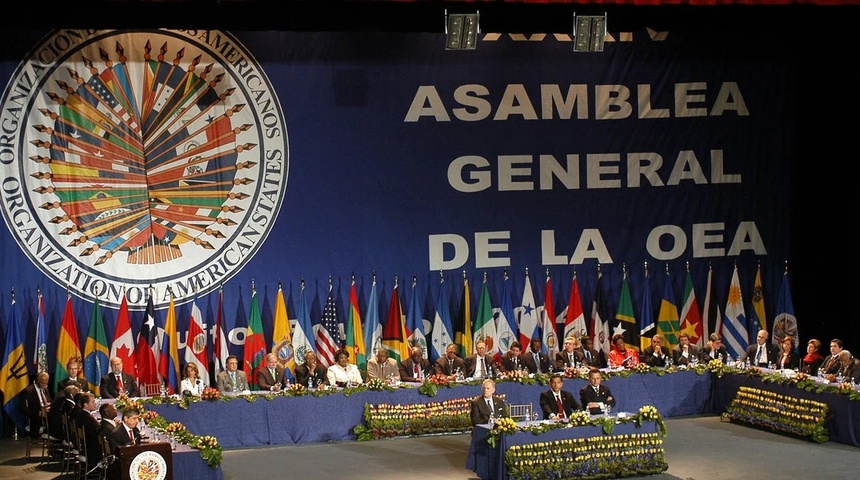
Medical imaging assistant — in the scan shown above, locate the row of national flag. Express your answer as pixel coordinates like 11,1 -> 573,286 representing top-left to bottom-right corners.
1,263 -> 799,426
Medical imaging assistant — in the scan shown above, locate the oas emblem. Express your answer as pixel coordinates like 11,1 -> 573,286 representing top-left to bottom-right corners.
129,450 -> 168,480
0,29 -> 288,309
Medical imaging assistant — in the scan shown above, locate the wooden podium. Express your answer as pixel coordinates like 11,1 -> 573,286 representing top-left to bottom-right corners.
115,442 -> 174,480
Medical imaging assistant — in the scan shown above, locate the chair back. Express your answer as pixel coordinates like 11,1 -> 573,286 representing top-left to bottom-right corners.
141,383 -> 162,397
508,403 -> 534,422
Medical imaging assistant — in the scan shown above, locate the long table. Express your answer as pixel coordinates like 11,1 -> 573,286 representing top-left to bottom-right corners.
467,418 -> 664,480
713,373 -> 860,447
147,370 -> 712,448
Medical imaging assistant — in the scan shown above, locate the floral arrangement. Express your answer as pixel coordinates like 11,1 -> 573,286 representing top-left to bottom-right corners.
141,410 -> 159,422
353,397 -> 473,440
505,431 -> 667,480
632,363 -> 652,374
164,422 -> 186,434
563,367 -> 588,379
417,374 -> 450,397
365,378 -> 388,391
200,387 -> 222,401
637,405 -> 660,421
722,386 -> 829,443
114,393 -> 144,413
284,383 -> 307,395
189,435 -> 222,467
567,410 -> 591,426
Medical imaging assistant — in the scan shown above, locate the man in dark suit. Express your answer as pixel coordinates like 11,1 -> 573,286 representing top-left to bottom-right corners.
76,392 -> 104,468
108,407 -> 142,454
701,333 -> 729,363
539,373 -> 581,420
821,338 -> 845,375
47,384 -> 79,440
672,332 -> 700,366
470,379 -> 508,426
399,346 -> 432,382
521,338 -> 552,374
500,341 -> 524,373
464,340 -> 496,379
579,368 -> 616,414
20,371 -> 52,438
555,336 -> 580,371
98,403 -> 118,440
100,357 -> 140,398
739,330 -> 779,367
294,351 -> 328,388
578,336 -> 603,368
642,335 -> 671,367
257,353 -> 286,391
434,343 -> 466,379
57,359 -> 90,394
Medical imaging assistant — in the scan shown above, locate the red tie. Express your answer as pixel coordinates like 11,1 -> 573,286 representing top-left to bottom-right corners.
116,374 -> 124,392
556,394 -> 565,418
414,364 -> 420,378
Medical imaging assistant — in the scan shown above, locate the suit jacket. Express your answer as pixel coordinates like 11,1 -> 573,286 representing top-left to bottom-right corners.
776,350 -> 800,370
539,389 -> 581,419
77,409 -> 103,465
579,383 -> 616,413
470,394 -> 508,426
555,349 -> 579,370
257,366 -> 286,390
57,376 -> 90,394
464,353 -> 496,378
576,346 -> 603,368
19,383 -> 51,437
48,397 -> 75,440
739,342 -> 780,366
521,350 -> 552,374
99,418 -> 117,441
642,346 -> 671,367
367,358 -> 401,381
108,423 -> 141,454
215,369 -> 250,393
672,344 -> 701,366
100,371 -> 140,398
838,358 -> 860,383
398,358 -> 431,382
434,355 -> 466,376
295,363 -> 328,388
799,355 -> 825,375
500,353 -> 524,373
821,354 -> 842,374
701,345 -> 728,363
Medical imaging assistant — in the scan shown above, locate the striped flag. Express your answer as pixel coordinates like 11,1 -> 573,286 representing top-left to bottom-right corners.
34,291 -> 47,374
293,280 -> 316,365
212,285 -> 230,377
83,297 -> 110,396
493,272 -> 518,362
345,278 -> 367,371
244,287 -> 268,390
136,291 -> 161,387
1,295 -> 28,432
382,281 -> 410,362
722,265 -> 749,360
591,271 -> 611,359
541,272 -> 559,359
406,276 -> 428,358
160,294 -> 182,394
271,284 -> 295,380
701,264 -> 721,348
454,277 -> 473,358
749,264 -> 767,335
473,275 -> 498,360
679,266 -> 704,346
430,275 -> 454,363
110,294 -> 137,379
185,294 -> 210,387
53,293 -> 82,393
314,284 -> 340,367
562,273 -> 587,340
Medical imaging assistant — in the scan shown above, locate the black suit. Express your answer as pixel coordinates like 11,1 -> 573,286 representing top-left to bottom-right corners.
821,354 -> 842,375
500,354 -> 523,373
579,383 -> 616,414
77,409 -> 103,466
19,383 -> 51,438
100,371 -> 140,398
577,346 -> 603,368
672,344 -> 701,366
539,388 -> 581,419
434,355 -> 466,376
740,342 -> 780,367
108,423 -> 142,454
776,350 -> 800,370
642,346 -> 671,367
399,357 -> 431,382
521,350 -> 552,374
555,350 -> 579,370
464,353 -> 496,378
57,376 -> 90,394
294,363 -> 328,388
701,345 -> 728,363
470,395 -> 508,426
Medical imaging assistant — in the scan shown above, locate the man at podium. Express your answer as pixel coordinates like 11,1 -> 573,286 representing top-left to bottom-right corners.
109,407 -> 143,453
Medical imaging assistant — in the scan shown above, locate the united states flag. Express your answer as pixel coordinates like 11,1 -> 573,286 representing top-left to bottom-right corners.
314,286 -> 340,367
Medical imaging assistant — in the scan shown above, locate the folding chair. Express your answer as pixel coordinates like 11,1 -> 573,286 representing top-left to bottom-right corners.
508,403 -> 534,422
141,383 -> 162,397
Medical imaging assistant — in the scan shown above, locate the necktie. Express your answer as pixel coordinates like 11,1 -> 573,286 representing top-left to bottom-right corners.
116,374 -> 124,391
486,398 -> 493,411
414,363 -> 420,378
479,358 -> 485,377
556,394 -> 564,418
534,353 -> 541,373
38,387 -> 47,407
230,371 -> 236,385
448,360 -> 453,374
585,350 -> 591,362
569,353 -> 574,365
756,346 -> 763,364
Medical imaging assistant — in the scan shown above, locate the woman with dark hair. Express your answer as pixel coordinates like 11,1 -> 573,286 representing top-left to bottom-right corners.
326,349 -> 363,387
800,338 -> 825,375
776,337 -> 800,370
608,333 -> 639,369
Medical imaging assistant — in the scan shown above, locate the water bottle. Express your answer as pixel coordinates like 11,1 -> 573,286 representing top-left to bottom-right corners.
744,357 -> 750,369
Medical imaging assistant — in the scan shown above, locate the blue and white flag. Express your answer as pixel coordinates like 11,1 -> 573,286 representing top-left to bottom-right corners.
722,266 -> 749,360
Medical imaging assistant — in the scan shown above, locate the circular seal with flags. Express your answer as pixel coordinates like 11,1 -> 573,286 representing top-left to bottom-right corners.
0,29 -> 288,309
